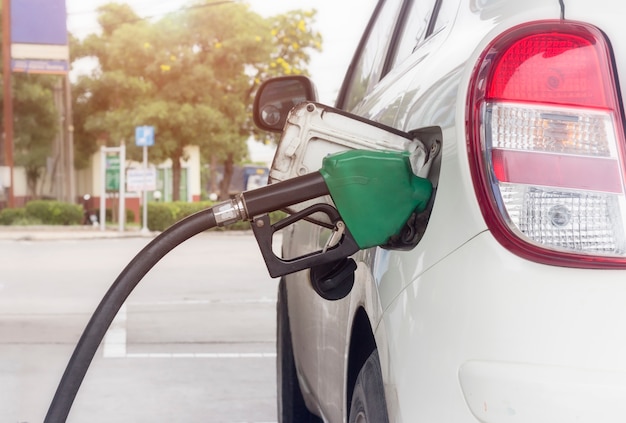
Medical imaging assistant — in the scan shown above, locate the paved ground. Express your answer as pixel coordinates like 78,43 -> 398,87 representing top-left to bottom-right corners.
0,225 -> 157,241
0,228 -> 279,423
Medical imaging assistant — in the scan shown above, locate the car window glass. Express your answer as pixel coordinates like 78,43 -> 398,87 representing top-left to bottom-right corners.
389,0 -> 438,68
429,0 -> 455,35
340,0 -> 405,111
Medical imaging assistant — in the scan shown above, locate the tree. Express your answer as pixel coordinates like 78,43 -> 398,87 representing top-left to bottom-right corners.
185,4 -> 322,197
12,74 -> 59,198
246,9 -> 323,143
71,1 -> 322,201
72,3 -> 231,200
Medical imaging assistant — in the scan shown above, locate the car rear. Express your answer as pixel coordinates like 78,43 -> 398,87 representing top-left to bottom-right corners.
378,1 -> 626,421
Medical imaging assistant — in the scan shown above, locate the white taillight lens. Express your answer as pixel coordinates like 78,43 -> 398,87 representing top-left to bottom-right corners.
468,21 -> 626,267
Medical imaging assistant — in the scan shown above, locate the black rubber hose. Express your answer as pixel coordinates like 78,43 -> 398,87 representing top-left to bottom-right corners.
44,208 -> 218,423
242,171 -> 329,217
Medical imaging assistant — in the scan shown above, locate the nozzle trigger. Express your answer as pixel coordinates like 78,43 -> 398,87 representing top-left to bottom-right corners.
323,221 -> 345,253
251,203 -> 359,278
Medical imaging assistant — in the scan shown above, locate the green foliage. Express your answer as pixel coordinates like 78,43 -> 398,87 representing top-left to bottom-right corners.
25,200 -> 83,225
147,202 -> 177,231
147,201 -> 214,231
1,74 -> 60,197
0,208 -> 30,225
146,201 -> 287,232
70,2 -> 322,200
0,201 -> 83,225
104,208 -> 136,223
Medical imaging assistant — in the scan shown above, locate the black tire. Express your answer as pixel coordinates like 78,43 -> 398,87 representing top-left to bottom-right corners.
348,350 -> 389,423
277,279 -> 322,423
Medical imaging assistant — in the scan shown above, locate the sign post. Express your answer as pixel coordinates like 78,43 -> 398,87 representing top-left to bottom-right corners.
135,126 -> 155,233
105,155 -> 120,191
100,144 -> 126,232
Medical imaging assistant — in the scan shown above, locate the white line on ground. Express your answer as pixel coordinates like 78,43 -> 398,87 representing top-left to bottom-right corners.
128,298 -> 276,306
102,300 -> 275,359
124,352 -> 276,359
102,303 -> 127,358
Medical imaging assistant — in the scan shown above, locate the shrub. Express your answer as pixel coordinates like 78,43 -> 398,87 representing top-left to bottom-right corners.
104,208 -> 136,223
146,201 -> 288,232
25,200 -> 83,225
0,201 -> 288,229
172,201 -> 210,219
147,201 -> 214,231
0,207 -> 27,225
147,202 -> 178,231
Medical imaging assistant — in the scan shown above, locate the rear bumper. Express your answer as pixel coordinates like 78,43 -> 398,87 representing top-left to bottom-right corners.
380,231 -> 626,422
459,360 -> 626,422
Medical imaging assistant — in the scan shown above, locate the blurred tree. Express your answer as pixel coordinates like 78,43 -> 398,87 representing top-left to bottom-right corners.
12,74 -> 59,198
244,9 -> 323,149
187,4 -> 322,197
71,1 -> 321,201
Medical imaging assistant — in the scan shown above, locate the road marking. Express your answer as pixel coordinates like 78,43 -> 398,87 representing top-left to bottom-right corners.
102,301 -> 275,359
128,298 -> 275,306
124,352 -> 276,359
102,303 -> 127,358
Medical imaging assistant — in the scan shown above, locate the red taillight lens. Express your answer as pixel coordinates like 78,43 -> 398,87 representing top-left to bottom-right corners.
468,21 -> 626,267
487,32 -> 611,108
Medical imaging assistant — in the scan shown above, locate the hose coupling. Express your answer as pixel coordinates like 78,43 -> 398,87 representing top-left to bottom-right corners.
211,196 -> 248,226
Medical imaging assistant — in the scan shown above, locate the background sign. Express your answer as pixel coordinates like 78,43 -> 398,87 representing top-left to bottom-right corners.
135,126 -> 155,147
105,155 -> 120,191
127,168 -> 157,192
10,0 -> 69,74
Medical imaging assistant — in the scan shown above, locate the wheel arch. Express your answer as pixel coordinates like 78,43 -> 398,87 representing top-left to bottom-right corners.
346,306 -> 377,419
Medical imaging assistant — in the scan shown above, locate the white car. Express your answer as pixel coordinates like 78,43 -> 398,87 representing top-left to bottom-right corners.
254,0 -> 626,421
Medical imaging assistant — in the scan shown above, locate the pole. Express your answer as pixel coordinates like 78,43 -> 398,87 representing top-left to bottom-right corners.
141,145 -> 148,233
64,74 -> 75,203
118,142 -> 125,233
53,79 -> 65,201
2,0 -> 14,207
99,146 -> 106,231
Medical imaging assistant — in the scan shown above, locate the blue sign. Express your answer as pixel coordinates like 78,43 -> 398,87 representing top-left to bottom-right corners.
11,0 -> 68,45
135,126 -> 155,147
10,0 -> 69,74
12,59 -> 68,73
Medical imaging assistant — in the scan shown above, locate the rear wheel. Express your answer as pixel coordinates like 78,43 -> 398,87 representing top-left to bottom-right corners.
277,279 -> 322,423
348,350 -> 389,423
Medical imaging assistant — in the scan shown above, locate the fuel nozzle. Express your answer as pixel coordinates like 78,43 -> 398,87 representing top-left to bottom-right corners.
211,149 -> 433,277
319,149 -> 432,248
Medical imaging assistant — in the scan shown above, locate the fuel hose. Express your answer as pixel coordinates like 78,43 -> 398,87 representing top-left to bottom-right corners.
43,173 -> 330,423
44,149 -> 432,422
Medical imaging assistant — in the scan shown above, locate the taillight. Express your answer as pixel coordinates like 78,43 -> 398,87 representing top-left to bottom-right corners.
468,21 -> 626,268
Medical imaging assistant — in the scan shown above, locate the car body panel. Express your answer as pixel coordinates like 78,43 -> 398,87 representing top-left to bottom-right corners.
281,0 -> 626,421
383,231 -> 626,421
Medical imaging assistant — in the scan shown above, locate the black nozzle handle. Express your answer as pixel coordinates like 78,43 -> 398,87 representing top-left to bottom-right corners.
241,171 -> 329,218
251,203 -> 360,277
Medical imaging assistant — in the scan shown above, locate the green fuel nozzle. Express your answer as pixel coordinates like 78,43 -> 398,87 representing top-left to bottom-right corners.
319,149 -> 432,249
212,149 -> 433,277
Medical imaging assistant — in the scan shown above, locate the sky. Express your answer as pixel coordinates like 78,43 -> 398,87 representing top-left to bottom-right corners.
65,0 -> 378,105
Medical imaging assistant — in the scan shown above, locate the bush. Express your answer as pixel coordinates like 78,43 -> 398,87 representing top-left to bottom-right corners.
0,207 -> 27,225
104,208 -> 136,223
147,200 -> 290,232
147,202 -> 178,231
0,202 -> 287,229
25,200 -> 83,225
147,201 -> 216,231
